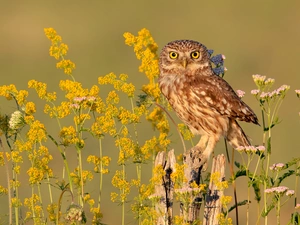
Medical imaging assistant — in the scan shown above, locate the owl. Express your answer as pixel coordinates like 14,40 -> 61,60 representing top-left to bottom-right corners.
158,40 -> 259,165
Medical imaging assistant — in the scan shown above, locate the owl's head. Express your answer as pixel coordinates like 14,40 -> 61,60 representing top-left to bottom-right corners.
159,40 -> 212,77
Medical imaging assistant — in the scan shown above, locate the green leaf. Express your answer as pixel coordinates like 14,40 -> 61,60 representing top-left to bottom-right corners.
227,200 -> 248,214
277,170 -> 295,186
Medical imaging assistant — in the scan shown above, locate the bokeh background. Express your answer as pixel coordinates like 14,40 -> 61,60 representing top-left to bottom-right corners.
0,1 -> 300,224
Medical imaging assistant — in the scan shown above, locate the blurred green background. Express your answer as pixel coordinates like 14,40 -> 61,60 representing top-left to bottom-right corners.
0,1 -> 300,224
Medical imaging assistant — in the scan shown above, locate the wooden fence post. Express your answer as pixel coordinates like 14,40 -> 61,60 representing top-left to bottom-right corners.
203,154 -> 226,225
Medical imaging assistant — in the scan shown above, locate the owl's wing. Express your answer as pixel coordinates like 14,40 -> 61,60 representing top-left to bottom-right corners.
190,75 -> 259,125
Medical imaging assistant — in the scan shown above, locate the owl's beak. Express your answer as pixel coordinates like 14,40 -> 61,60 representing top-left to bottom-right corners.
181,58 -> 187,68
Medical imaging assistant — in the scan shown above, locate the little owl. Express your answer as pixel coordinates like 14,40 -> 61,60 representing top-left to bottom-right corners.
158,40 -> 259,166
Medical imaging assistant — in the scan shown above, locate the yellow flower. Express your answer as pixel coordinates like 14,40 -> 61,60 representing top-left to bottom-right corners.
59,126 -> 79,146
217,213 -> 233,225
178,123 -> 194,141
170,163 -> 187,189
56,59 -> 76,75
111,170 -> 131,202
221,195 -> 232,207
27,120 -> 47,143
116,137 -> 136,164
44,28 -> 58,41
211,172 -> 228,190
11,197 -> 22,207
28,80 -> 56,102
106,91 -> 120,105
0,84 -> 18,100
25,102 -> 36,115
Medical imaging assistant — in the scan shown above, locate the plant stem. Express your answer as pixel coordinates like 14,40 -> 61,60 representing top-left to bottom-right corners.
1,139 -> 12,225
77,148 -> 84,206
98,138 -> 103,208
122,164 -> 125,225
276,197 -> 280,225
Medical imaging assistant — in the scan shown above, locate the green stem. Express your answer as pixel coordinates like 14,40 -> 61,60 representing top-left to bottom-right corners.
77,148 -> 84,206
47,134 -> 73,192
37,185 -> 46,223
1,139 -> 12,225
292,161 -> 300,224
98,138 -> 103,208
276,197 -> 280,225
47,173 -> 53,203
122,164 -> 125,225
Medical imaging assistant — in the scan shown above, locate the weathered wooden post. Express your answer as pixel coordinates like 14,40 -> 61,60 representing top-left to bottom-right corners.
154,148 -> 226,225
154,150 -> 176,225
203,154 -> 226,225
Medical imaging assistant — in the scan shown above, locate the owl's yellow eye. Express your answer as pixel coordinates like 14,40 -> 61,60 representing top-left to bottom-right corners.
169,51 -> 178,59
191,51 -> 200,59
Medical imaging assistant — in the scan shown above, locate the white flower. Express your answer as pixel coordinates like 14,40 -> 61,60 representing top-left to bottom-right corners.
9,111 -> 23,130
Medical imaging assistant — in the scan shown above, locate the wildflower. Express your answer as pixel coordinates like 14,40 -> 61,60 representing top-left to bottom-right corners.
273,186 -> 289,194
265,186 -> 289,195
9,111 -> 24,130
252,74 -> 266,87
295,89 -> 300,98
210,54 -> 224,66
213,66 -> 225,76
265,78 -> 275,85
256,145 -> 265,152
296,203 -> 300,209
251,89 -> 260,95
264,188 -> 274,194
269,163 -> 285,171
286,190 -> 295,197
65,204 -> 86,223
70,103 -> 80,109
236,90 -> 245,98
56,59 -> 76,75
235,146 -> 245,152
86,96 -> 96,102
73,96 -> 86,102
220,195 -> 232,206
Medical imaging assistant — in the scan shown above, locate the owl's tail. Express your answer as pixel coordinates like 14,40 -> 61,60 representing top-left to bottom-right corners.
226,119 -> 251,148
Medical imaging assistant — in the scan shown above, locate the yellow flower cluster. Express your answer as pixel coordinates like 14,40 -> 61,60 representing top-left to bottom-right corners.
44,101 -> 71,118
116,137 -> 136,164
59,126 -> 80,146
0,84 -> 18,100
28,80 -> 57,102
44,28 -> 76,76
151,165 -> 166,185
87,155 -> 111,174
56,60 -> 76,75
46,203 -> 58,222
140,137 -> 159,160
217,213 -> 233,225
146,107 -> 170,150
123,29 -> 159,82
178,124 -> 194,141
24,194 -> 44,223
98,72 -> 135,98
27,146 -> 53,184
111,170 -> 131,203
211,172 -> 229,191
70,167 -> 93,187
